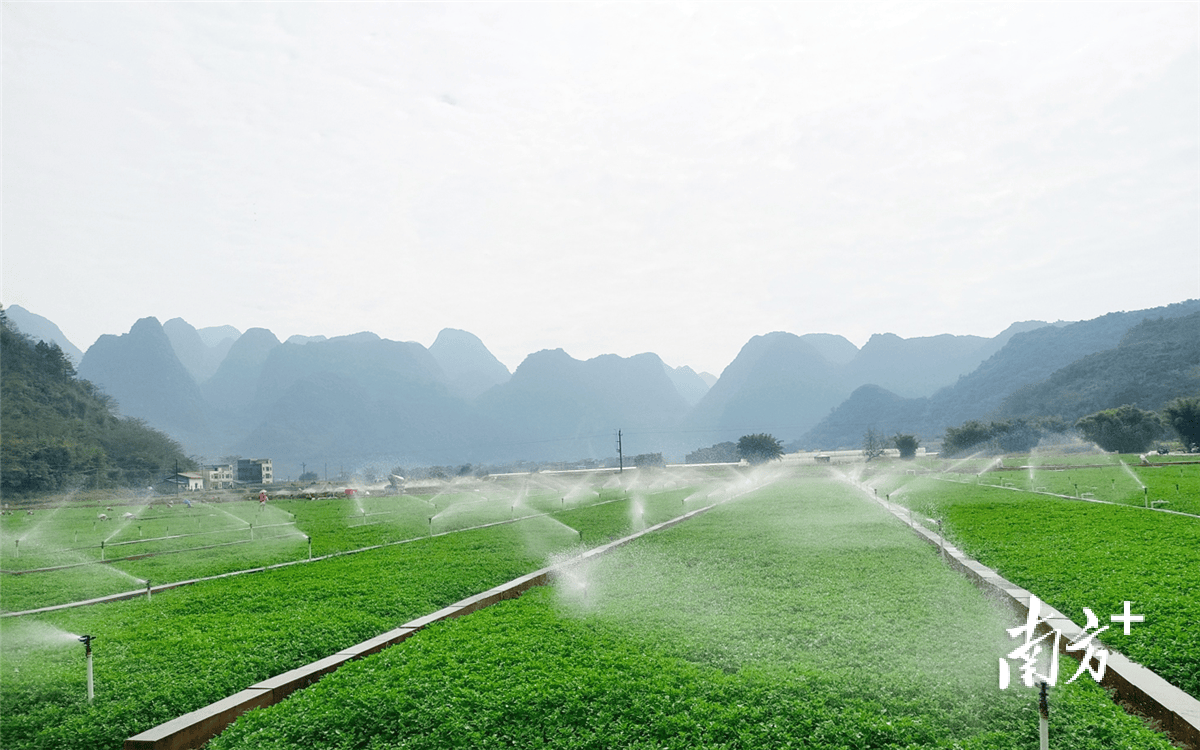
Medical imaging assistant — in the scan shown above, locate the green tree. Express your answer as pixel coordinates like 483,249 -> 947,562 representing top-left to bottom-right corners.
686,441 -> 738,464
1162,397 -> 1200,450
737,434 -> 784,464
632,453 -> 665,467
1075,405 -> 1164,453
942,421 -> 994,457
893,433 -> 919,459
862,428 -> 886,461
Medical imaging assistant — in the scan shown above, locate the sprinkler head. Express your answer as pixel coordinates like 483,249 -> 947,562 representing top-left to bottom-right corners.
78,634 -> 96,655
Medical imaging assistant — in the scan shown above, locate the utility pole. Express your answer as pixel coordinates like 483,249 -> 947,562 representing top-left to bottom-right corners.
301,462 -> 307,479
616,430 -> 624,473
175,459 -> 179,496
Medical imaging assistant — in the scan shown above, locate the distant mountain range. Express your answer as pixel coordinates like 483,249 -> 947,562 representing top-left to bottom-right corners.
797,300 -> 1200,449
6,305 -> 85,366
8,299 -> 1198,478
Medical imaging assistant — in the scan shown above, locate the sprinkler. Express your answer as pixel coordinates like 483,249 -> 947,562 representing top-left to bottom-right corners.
306,535 -> 312,560
927,518 -> 945,560
100,540 -> 105,561
78,635 -> 96,703
1143,487 -> 1149,508
1038,680 -> 1050,750
145,579 -> 152,602
14,538 -> 19,558
428,516 -> 433,536
250,523 -> 254,540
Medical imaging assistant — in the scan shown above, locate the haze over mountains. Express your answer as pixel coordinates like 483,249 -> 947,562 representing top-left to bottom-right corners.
9,300 -> 1199,479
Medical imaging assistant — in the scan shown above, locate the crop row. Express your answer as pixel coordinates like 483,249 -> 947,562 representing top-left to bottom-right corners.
209,474 -> 1175,749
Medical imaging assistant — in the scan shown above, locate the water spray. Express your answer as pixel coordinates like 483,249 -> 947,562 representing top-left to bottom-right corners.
78,635 -> 96,703
1038,680 -> 1050,750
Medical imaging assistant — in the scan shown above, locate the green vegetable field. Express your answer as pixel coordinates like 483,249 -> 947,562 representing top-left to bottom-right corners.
209,471 -> 1180,749
2,461 -> 1195,749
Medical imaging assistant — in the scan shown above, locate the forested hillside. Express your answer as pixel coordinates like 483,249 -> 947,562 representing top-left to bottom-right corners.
998,312 -> 1200,421
0,309 -> 192,496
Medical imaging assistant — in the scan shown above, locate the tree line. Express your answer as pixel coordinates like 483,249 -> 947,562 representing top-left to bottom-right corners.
941,399 -> 1200,456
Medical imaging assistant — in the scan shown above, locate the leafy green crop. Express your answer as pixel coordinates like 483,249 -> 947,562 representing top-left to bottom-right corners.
0,483 -> 680,612
881,473 -> 1200,699
210,476 -> 1175,749
0,477 -> 710,750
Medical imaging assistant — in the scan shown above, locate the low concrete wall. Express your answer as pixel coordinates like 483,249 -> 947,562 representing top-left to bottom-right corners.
873,494 -> 1200,750
124,501 -> 728,750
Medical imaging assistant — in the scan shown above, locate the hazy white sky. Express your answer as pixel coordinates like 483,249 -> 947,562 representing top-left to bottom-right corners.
4,2 -> 1197,375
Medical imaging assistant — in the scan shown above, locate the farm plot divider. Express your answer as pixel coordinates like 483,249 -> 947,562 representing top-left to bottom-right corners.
866,489 -> 1200,750
123,503 -> 723,750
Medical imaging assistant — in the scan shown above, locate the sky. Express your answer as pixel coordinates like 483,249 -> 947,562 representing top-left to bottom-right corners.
3,2 -> 1198,377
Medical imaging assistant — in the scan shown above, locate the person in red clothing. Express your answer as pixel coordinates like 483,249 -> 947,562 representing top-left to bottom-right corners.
259,490 -> 268,505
